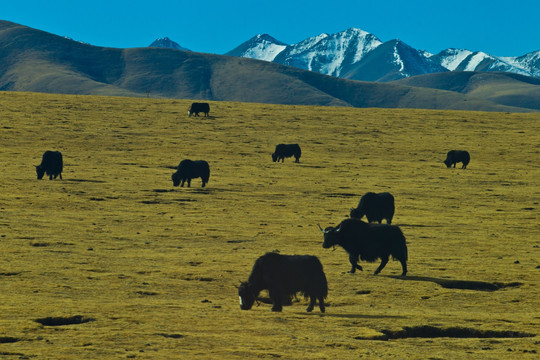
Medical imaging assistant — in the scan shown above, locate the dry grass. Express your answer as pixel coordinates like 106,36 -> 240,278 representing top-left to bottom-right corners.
0,91 -> 538,359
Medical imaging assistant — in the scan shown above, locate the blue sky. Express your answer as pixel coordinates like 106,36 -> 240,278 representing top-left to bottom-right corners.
3,0 -> 539,57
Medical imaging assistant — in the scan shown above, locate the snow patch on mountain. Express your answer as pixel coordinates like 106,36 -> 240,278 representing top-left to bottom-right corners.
241,34 -> 287,61
437,49 -> 473,70
392,44 -> 405,72
463,52 -> 489,71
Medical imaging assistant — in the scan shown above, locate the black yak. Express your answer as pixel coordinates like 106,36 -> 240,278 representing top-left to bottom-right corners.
35,151 -> 63,180
319,218 -> 407,276
350,192 -> 395,224
188,102 -> 210,117
272,144 -> 301,163
171,159 -> 210,187
238,252 -> 328,312
444,150 -> 470,169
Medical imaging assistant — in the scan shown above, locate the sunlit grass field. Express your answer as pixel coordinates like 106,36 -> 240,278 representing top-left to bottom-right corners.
0,91 -> 538,359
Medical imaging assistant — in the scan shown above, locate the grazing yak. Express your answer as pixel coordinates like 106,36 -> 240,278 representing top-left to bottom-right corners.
238,252 -> 328,312
171,159 -> 210,187
444,150 -> 470,169
35,150 -> 63,180
350,192 -> 395,224
319,218 -> 408,276
188,102 -> 210,117
272,144 -> 301,163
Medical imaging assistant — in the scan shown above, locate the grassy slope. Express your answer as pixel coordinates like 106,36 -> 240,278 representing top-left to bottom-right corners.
0,92 -> 539,359
394,72 -> 540,111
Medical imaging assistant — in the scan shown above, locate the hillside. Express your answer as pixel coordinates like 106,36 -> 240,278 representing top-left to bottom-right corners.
0,20 -> 538,112
1,92 -> 539,359
393,72 -> 540,111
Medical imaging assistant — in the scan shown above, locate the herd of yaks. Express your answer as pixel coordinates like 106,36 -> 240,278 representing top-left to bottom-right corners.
238,149 -> 470,312
34,102 -> 471,313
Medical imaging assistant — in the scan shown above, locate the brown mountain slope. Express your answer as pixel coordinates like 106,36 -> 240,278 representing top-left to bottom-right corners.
393,72 -> 540,111
0,20 -> 537,112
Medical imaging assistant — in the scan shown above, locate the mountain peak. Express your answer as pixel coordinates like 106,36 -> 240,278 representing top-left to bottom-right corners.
225,34 -> 287,61
254,34 -> 287,45
271,28 -> 383,77
149,37 -> 190,51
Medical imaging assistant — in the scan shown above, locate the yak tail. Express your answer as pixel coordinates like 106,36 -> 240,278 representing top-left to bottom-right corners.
391,228 -> 408,262
310,258 -> 328,299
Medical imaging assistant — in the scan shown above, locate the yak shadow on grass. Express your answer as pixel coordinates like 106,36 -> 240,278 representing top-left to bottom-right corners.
65,179 -> 106,183
306,312 -> 407,320
35,315 -> 95,326
385,274 -> 523,291
0,337 -> 20,344
359,325 -> 536,340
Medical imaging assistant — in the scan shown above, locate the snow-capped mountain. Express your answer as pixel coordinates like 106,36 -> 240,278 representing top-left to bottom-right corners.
149,37 -> 190,51
341,39 -> 448,81
429,48 -> 530,76
272,28 -> 382,77
501,50 -> 540,78
226,34 -> 286,62
227,29 -> 540,81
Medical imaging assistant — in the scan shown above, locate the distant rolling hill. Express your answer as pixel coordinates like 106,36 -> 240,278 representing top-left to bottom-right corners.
393,72 -> 540,111
0,20 -> 538,112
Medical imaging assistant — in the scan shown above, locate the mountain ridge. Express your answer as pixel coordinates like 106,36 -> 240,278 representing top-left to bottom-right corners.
227,28 -> 540,81
0,20 -> 538,112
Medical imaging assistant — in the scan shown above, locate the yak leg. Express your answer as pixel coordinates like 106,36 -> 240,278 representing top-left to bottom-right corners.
201,179 -> 206,188
268,289 -> 283,312
318,296 -> 325,313
349,254 -> 362,273
306,297 -> 316,312
187,178 -> 191,187
374,255 -> 389,275
59,173 -> 62,180
400,259 -> 408,277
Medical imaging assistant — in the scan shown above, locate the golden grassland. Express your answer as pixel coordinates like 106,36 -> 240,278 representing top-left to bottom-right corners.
0,91 -> 539,359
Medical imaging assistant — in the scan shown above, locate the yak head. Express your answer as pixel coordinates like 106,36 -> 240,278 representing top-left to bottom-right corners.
171,172 -> 182,187
318,224 -> 340,249
350,207 -> 364,219
443,158 -> 452,168
238,282 -> 257,310
443,153 -> 454,168
271,152 -> 278,162
35,165 -> 45,180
